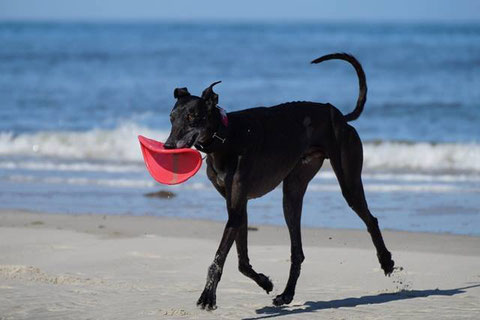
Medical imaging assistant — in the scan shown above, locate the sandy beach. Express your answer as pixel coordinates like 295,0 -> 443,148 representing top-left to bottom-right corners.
0,210 -> 479,319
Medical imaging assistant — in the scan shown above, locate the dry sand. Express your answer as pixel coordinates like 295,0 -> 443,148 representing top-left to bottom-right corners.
0,210 -> 479,319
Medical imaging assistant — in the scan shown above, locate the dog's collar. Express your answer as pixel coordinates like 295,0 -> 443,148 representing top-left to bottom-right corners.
195,106 -> 228,153
218,106 -> 228,127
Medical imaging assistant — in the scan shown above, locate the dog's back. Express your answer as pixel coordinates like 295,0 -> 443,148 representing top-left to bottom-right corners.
227,101 -> 345,156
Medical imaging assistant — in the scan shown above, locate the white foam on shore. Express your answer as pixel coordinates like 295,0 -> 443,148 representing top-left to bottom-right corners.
2,159 -> 479,185
1,123 -> 479,174
5,174 -> 479,193
6,174 -> 157,188
0,160 -> 143,173
314,171 -> 480,183
308,183 -> 480,193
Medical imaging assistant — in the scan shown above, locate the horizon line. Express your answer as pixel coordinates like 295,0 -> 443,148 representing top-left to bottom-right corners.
1,17 -> 479,25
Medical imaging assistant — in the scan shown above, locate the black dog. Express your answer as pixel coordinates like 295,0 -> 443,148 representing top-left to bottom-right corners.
164,53 -> 394,310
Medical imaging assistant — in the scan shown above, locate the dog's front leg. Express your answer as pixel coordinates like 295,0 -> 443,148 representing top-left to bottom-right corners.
197,180 -> 248,310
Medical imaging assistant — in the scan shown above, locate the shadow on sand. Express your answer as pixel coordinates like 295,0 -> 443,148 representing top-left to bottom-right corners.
243,284 -> 480,320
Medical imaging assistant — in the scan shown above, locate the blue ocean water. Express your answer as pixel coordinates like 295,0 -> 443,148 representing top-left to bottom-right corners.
0,22 -> 479,234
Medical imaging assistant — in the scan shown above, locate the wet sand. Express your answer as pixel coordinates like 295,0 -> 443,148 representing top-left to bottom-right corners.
1,210 -> 479,319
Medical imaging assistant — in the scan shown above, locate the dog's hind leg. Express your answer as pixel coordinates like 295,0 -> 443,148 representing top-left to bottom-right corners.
273,157 -> 324,306
330,125 -> 395,275
235,214 -> 274,293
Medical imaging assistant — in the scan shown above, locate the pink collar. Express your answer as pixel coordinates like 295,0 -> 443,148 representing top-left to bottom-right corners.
218,106 -> 228,127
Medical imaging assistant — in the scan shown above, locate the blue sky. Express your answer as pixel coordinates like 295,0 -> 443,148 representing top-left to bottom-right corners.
0,0 -> 479,22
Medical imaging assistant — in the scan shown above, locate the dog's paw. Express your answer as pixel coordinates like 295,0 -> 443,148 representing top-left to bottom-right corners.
257,273 -> 273,294
272,293 -> 293,306
379,252 -> 395,276
196,289 -> 217,311
382,259 -> 395,276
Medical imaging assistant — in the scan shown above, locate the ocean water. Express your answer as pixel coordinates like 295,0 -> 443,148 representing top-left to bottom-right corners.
0,22 -> 479,235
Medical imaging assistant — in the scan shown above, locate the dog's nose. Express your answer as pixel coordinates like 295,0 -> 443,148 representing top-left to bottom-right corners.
163,142 -> 176,149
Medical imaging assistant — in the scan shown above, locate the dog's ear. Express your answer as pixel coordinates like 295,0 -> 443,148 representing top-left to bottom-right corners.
201,81 -> 221,109
173,87 -> 190,99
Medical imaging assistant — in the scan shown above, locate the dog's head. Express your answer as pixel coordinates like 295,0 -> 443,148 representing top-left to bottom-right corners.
164,81 -> 222,149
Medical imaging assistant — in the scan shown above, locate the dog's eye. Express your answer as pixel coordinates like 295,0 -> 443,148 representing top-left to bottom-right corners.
187,114 -> 195,122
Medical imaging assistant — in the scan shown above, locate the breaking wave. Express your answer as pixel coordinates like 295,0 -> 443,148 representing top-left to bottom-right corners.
362,141 -> 480,173
0,123 -> 165,162
1,123 -> 479,174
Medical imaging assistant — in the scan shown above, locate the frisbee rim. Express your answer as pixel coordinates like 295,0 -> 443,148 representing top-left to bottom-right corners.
138,135 -> 201,155
138,135 -> 202,185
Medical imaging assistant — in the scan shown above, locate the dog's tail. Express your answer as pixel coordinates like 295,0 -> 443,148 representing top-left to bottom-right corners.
311,53 -> 367,122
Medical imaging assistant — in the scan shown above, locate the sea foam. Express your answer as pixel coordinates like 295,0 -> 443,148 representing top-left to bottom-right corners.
1,123 -> 479,174
0,123 -> 166,162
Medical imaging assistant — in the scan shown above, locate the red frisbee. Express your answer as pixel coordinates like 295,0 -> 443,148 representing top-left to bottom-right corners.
138,135 -> 202,185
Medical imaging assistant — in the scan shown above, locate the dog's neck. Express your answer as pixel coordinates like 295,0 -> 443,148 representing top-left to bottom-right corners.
195,106 -> 229,153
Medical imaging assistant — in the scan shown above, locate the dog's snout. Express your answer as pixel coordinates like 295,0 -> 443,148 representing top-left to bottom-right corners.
163,141 -> 176,149
163,136 -> 177,149
164,132 -> 179,149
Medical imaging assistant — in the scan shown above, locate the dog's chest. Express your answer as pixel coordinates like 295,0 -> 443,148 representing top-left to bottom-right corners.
213,165 -> 227,187
206,155 -> 228,188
